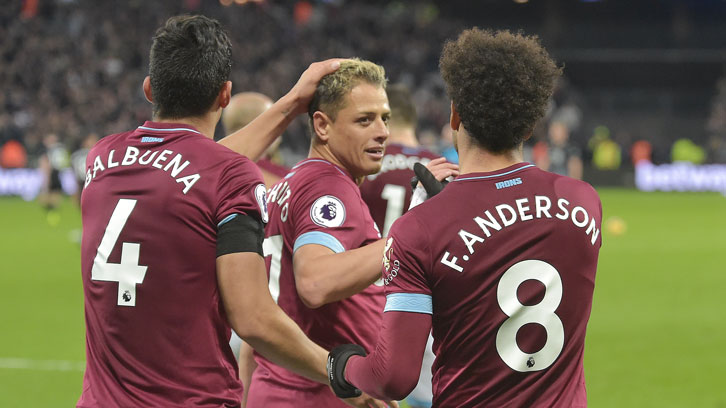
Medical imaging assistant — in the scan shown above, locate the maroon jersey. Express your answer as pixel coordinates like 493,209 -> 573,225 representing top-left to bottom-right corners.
256,157 -> 290,179
78,122 -> 266,408
248,158 -> 384,407
359,143 -> 439,235
383,163 -> 601,407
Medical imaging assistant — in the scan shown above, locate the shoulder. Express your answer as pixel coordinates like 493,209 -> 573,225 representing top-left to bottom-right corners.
89,131 -> 131,155
545,171 -> 601,211
211,142 -> 262,177
389,207 -> 428,244
292,161 -> 360,198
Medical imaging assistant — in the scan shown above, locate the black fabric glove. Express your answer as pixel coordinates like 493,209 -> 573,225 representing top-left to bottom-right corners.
410,162 -> 448,197
327,344 -> 366,399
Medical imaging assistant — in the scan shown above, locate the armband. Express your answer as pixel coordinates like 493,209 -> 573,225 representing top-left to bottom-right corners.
216,214 -> 264,257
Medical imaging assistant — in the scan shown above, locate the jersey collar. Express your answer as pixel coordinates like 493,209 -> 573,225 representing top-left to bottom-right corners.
136,121 -> 202,135
453,162 -> 535,182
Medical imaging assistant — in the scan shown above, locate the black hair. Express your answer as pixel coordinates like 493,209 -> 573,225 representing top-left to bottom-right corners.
149,15 -> 232,119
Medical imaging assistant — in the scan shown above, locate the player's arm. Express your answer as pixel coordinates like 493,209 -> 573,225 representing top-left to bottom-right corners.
238,341 -> 257,408
292,238 -> 386,309
331,310 -> 432,401
216,214 -> 328,384
218,59 -> 342,160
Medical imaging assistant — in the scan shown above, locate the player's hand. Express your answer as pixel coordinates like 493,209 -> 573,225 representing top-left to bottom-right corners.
409,158 -> 459,209
287,58 -> 344,116
343,393 -> 399,408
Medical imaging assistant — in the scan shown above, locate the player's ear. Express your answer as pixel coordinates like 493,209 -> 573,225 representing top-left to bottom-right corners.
312,111 -> 332,142
450,101 -> 461,132
143,76 -> 153,104
218,81 -> 232,109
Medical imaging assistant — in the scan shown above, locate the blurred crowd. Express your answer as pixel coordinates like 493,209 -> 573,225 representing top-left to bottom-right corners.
1,0 -> 724,181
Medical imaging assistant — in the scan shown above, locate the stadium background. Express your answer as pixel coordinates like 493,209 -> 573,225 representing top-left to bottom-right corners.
1,0 -> 725,406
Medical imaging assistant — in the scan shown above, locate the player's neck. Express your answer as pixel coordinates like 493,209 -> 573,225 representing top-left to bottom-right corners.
457,131 -> 525,174
308,144 -> 352,178
154,115 -> 217,140
387,127 -> 418,148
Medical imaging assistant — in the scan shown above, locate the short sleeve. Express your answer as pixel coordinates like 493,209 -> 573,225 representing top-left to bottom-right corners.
215,156 -> 267,226
290,173 -> 372,254
381,213 -> 432,315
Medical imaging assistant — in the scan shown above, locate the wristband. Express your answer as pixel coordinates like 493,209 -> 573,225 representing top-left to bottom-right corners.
327,344 -> 366,399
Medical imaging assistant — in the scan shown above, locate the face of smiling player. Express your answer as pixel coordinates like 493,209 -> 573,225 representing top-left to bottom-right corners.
316,82 -> 390,181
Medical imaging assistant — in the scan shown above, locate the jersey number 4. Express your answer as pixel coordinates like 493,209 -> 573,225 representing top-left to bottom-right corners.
91,199 -> 148,307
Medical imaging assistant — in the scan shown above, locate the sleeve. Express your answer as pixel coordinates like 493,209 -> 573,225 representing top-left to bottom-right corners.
345,311 -> 432,401
382,213 -> 432,305
290,174 -> 370,254
215,156 -> 267,227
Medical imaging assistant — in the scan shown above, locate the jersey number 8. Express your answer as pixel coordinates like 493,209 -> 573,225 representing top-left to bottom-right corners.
496,259 -> 564,372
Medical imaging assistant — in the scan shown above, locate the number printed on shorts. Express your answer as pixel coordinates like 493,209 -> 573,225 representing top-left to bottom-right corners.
91,199 -> 148,307
495,260 -> 564,372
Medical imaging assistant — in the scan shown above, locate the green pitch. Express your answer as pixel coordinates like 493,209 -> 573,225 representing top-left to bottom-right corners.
1,188 -> 725,407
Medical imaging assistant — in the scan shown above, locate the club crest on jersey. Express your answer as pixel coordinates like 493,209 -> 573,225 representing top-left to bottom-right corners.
254,184 -> 269,223
310,195 -> 346,228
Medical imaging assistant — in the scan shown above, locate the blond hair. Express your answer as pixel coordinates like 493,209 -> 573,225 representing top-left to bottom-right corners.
308,58 -> 387,123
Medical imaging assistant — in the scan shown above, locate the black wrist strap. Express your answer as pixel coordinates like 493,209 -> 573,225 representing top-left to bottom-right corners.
327,344 -> 366,399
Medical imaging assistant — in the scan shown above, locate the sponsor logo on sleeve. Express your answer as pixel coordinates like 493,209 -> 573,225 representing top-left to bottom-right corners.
254,184 -> 269,223
310,195 -> 346,228
382,237 -> 400,285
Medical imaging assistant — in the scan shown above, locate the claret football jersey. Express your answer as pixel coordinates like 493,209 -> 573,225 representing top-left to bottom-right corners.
78,122 -> 266,408
359,143 -> 439,236
249,158 -> 384,407
383,163 -> 601,407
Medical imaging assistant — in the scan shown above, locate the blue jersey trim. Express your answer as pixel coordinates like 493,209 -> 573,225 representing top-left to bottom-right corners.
384,293 -> 433,315
138,126 -> 201,134
405,396 -> 433,408
294,231 -> 345,254
218,213 -> 239,227
454,164 -> 535,182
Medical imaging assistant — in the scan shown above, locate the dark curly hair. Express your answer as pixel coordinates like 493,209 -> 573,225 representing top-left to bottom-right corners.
439,28 -> 561,153
149,15 -> 232,119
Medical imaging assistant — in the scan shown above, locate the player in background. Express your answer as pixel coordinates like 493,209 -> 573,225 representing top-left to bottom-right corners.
222,92 -> 289,187
359,84 -> 440,237
71,132 -> 99,206
328,28 -> 602,407
246,59 -> 409,408
534,120 -> 584,180
359,84 -> 440,408
38,132 -> 70,226
78,15 -> 347,407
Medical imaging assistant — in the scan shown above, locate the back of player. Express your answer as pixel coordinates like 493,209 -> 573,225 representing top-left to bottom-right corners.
387,163 -> 601,406
360,143 -> 438,235
79,123 -> 264,407
251,159 -> 384,406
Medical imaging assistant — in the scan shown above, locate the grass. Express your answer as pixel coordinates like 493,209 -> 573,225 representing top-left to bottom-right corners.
1,189 -> 725,407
